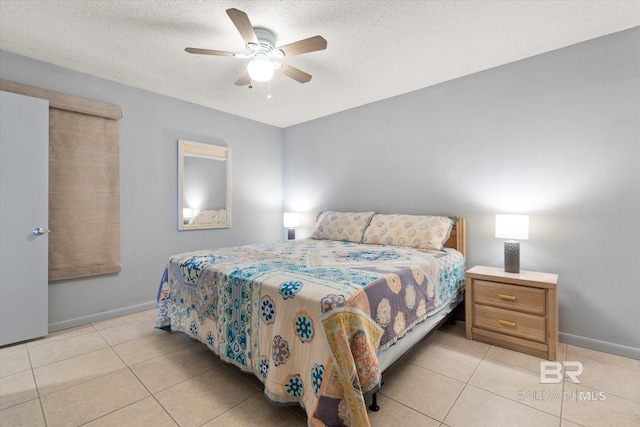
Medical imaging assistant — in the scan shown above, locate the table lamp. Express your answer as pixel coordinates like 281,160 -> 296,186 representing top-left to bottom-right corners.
283,212 -> 300,240
495,214 -> 529,273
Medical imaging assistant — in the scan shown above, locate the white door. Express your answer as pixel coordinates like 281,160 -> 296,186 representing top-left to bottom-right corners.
0,90 -> 49,346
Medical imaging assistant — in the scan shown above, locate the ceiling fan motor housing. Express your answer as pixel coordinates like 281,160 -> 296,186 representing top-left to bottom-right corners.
249,28 -> 284,57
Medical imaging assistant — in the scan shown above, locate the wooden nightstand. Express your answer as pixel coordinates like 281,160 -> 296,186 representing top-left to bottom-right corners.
465,265 -> 558,360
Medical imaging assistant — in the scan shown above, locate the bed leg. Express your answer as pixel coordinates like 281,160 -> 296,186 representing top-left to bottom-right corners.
448,309 -> 458,325
369,393 -> 380,411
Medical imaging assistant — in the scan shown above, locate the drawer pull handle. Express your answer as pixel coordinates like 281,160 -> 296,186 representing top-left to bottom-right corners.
498,319 -> 516,327
498,294 -> 516,301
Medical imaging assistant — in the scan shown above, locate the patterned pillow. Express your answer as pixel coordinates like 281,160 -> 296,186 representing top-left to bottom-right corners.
311,211 -> 375,243
362,214 -> 454,250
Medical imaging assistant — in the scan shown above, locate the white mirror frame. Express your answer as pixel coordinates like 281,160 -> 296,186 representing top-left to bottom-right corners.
178,139 -> 231,230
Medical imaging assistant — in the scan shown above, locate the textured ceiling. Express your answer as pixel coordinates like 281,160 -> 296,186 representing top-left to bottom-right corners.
1,1 -> 639,128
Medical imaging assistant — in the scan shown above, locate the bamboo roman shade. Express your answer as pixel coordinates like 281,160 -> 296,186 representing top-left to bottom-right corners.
0,80 -> 122,281
48,109 -> 120,280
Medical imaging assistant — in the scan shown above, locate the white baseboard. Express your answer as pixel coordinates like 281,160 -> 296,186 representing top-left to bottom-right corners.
560,332 -> 640,360
48,301 -> 157,332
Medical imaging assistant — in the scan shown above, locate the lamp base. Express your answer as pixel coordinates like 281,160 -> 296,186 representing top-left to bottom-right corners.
504,241 -> 520,273
287,228 -> 296,240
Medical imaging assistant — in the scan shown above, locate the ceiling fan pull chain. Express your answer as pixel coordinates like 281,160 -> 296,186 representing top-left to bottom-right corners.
267,80 -> 272,99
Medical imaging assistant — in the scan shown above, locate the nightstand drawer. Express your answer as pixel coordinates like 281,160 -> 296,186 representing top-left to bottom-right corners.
474,280 -> 545,315
474,305 -> 546,343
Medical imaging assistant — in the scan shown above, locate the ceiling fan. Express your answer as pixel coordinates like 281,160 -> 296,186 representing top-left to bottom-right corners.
185,8 -> 327,86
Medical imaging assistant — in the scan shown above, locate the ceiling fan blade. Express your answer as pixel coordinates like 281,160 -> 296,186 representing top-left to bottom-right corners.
226,8 -> 258,45
277,36 -> 327,57
277,63 -> 312,84
235,70 -> 251,86
185,47 -> 236,57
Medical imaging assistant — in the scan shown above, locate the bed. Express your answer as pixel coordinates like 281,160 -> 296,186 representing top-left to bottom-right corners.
155,212 -> 466,426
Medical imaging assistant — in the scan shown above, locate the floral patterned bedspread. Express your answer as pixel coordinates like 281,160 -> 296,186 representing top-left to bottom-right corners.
155,239 -> 465,426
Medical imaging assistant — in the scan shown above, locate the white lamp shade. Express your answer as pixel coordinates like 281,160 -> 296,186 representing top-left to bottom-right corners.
247,57 -> 274,82
283,212 -> 300,228
183,208 -> 193,218
495,214 -> 529,240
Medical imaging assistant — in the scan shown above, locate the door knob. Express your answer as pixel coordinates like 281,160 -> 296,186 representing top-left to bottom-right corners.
32,227 -> 49,236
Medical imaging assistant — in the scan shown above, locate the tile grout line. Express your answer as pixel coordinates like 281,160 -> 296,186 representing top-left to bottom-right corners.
194,390 -> 263,427
374,323 -> 487,424
103,320 -> 191,427
27,333 -> 110,370
37,365 -> 147,426
24,317 -> 165,427
94,320 -> 163,348
98,324 -> 182,427
373,392 -> 444,425
24,340 -> 49,427
119,345 -> 252,425
211,356 -> 307,425
564,344 -> 640,404
450,344 -> 567,424
559,350 -> 566,427
437,341 -> 489,424
30,346 -> 124,393
376,328 -> 486,424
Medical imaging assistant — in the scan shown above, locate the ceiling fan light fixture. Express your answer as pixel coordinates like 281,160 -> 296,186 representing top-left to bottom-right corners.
247,57 -> 274,82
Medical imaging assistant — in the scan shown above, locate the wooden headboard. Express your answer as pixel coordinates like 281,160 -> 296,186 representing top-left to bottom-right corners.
444,216 -> 466,259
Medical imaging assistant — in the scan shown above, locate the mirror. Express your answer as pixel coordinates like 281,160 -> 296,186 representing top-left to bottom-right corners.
178,139 -> 231,230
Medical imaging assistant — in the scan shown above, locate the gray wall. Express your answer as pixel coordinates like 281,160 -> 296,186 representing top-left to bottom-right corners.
0,51 -> 284,330
283,28 -> 640,358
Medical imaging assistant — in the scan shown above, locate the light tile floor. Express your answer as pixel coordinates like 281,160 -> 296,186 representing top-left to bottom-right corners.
1,310 -> 638,426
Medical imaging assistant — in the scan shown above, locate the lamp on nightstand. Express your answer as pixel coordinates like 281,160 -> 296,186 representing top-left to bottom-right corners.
495,214 -> 529,273
283,212 -> 300,240
183,208 -> 193,225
